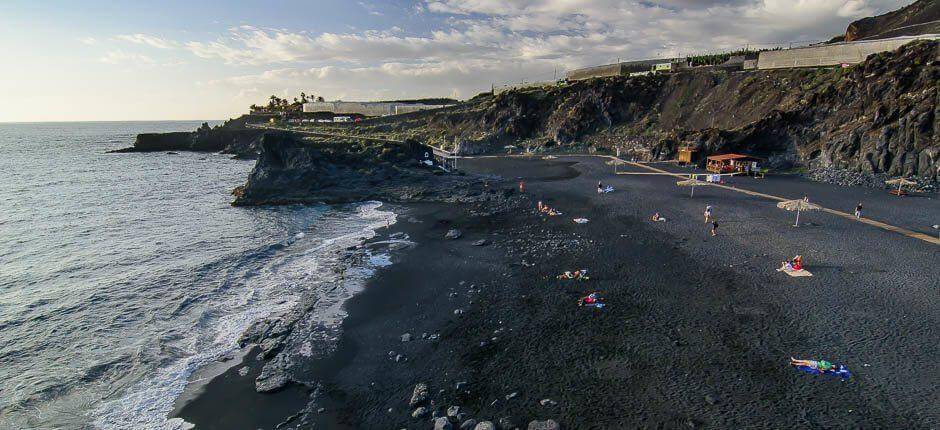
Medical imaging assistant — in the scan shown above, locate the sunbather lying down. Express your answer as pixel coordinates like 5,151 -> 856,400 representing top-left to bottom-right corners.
537,201 -> 563,216
790,357 -> 851,379
578,292 -> 606,308
650,212 -> 667,222
558,269 -> 589,280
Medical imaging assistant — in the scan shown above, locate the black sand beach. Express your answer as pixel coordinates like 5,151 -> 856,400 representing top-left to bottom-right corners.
177,155 -> 939,429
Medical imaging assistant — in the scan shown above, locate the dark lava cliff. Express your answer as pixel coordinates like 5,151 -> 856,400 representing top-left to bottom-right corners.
231,133 -> 484,206
112,116 -> 265,158
335,40 -> 938,180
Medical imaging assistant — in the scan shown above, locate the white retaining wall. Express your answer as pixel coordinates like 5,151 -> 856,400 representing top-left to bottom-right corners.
757,35 -> 939,69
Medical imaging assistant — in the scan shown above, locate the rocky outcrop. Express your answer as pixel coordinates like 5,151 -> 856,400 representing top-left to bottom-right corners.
111,116 -> 266,158
231,132 -> 484,206
844,0 -> 940,42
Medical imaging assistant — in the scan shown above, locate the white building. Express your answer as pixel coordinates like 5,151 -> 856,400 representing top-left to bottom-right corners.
302,101 -> 446,117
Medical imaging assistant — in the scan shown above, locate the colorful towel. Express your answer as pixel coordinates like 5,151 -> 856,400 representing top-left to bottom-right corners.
778,267 -> 813,277
793,364 -> 851,380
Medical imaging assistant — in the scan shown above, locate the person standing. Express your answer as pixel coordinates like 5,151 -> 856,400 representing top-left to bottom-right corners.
704,205 -> 713,223
711,220 -> 719,237
519,180 -> 525,193
854,203 -> 863,220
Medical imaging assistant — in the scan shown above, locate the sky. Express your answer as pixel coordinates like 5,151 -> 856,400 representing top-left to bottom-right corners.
0,0 -> 909,122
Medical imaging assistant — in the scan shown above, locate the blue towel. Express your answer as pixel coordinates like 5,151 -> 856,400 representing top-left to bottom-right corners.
794,364 -> 851,380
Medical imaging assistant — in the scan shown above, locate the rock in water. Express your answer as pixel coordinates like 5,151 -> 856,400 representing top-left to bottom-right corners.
434,417 -> 454,430
401,333 -> 413,342
445,229 -> 462,240
474,422 -> 496,430
412,407 -> 429,419
498,417 -> 516,430
461,419 -> 479,430
473,239 -> 489,246
409,382 -> 430,407
447,405 -> 461,418
528,419 -> 560,430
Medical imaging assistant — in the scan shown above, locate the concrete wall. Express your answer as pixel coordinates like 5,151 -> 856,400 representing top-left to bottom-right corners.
394,104 -> 445,114
566,63 -> 624,81
757,35 -> 939,69
304,101 -> 443,117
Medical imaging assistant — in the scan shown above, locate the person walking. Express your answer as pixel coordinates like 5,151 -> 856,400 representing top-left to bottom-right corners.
519,180 -> 525,193
854,203 -> 863,220
704,205 -> 713,223
711,220 -> 719,237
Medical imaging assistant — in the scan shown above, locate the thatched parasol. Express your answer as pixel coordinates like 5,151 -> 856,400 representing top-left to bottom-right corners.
776,197 -> 821,227
885,178 -> 916,196
676,178 -> 711,197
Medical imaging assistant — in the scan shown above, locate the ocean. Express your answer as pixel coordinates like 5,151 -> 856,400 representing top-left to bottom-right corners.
0,122 -> 397,429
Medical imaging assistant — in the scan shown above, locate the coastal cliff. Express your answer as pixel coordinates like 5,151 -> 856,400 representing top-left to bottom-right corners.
333,40 -> 939,184
231,132 -> 484,206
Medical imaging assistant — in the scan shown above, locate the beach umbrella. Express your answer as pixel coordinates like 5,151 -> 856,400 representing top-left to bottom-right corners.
776,197 -> 821,227
676,178 -> 710,197
884,178 -> 916,196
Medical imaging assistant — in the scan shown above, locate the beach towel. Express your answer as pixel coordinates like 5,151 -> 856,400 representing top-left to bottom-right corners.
584,302 -> 605,309
598,186 -> 614,194
573,218 -> 589,224
777,267 -> 813,277
793,364 -> 851,380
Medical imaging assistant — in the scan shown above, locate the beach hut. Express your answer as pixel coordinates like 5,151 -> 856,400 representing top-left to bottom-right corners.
776,197 -> 821,227
885,178 -> 916,196
677,146 -> 699,165
706,153 -> 763,174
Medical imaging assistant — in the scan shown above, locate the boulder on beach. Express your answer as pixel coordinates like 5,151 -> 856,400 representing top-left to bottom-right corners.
498,417 -> 516,429
460,419 -> 478,429
434,417 -> 454,430
447,405 -> 461,418
401,333 -> 413,342
528,419 -> 560,430
412,407 -> 429,419
473,421 -> 496,430
410,382 -> 430,406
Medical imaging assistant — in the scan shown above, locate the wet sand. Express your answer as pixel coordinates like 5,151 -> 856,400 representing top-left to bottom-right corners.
177,155 -> 939,429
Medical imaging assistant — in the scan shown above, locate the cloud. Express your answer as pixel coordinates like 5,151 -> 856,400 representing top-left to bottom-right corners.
116,34 -> 179,49
184,0 -> 904,104
99,50 -> 155,65
80,37 -> 98,45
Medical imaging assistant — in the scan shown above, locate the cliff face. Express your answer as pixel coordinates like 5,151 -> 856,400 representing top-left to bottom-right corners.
231,132 -> 482,206
338,40 -> 938,180
844,0 -> 940,42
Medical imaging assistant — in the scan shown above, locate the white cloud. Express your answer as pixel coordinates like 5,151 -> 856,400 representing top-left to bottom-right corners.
116,34 -> 179,49
181,0 -> 906,104
99,50 -> 155,65
80,37 -> 97,45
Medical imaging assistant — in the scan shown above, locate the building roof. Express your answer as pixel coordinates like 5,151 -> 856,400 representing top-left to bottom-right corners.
707,153 -> 763,161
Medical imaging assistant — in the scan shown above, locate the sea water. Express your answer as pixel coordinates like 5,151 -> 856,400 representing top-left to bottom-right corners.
0,122 -> 396,429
